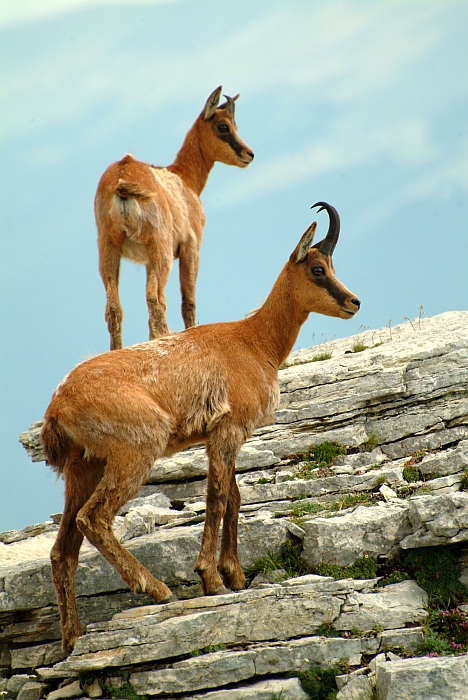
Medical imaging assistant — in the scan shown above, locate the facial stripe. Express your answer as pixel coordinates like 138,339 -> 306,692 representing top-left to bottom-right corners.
218,129 -> 245,157
312,270 -> 349,306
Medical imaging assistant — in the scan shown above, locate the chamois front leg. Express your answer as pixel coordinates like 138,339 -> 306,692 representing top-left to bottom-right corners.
195,428 -> 242,595
179,240 -> 200,329
218,464 -> 245,591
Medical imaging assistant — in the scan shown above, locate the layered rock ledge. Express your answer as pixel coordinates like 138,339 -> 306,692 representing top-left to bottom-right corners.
1,311 -> 467,699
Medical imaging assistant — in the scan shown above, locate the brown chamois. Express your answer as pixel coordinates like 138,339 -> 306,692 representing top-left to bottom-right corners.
95,86 -> 254,350
41,202 -> 360,652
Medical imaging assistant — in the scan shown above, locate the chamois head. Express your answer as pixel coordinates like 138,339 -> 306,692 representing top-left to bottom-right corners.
199,86 -> 254,168
289,202 -> 361,320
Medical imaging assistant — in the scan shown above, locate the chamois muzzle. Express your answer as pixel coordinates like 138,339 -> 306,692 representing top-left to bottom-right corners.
311,201 -> 340,257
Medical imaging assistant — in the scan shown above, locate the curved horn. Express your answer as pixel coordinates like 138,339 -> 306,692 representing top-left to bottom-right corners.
311,201 -> 340,257
219,94 -> 236,114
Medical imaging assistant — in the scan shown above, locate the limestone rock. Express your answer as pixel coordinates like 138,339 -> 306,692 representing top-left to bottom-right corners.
376,655 -> 468,700
302,502 -> 412,567
181,677 -> 309,699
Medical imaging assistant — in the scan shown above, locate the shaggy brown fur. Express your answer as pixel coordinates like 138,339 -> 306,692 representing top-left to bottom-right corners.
95,86 -> 254,350
42,206 -> 360,652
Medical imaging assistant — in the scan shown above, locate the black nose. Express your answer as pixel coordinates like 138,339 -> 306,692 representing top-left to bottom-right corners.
247,151 -> 254,159
351,298 -> 361,309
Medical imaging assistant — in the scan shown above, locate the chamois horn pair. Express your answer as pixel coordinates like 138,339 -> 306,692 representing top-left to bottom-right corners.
311,201 -> 340,257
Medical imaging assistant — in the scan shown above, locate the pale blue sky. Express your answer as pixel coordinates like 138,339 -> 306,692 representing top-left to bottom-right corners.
1,0 -> 467,531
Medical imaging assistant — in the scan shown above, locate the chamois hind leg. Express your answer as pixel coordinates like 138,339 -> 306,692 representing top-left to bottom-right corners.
76,443 -> 173,604
98,235 -> 123,351
51,454 -> 105,652
179,239 -> 200,329
194,425 -> 243,595
218,464 -> 245,592
146,250 -> 172,339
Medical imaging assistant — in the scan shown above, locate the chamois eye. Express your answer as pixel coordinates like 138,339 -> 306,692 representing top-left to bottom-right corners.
218,123 -> 229,133
312,266 -> 325,276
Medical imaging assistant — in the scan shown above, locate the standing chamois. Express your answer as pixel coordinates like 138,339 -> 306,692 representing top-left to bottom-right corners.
95,86 -> 254,350
41,202 -> 360,651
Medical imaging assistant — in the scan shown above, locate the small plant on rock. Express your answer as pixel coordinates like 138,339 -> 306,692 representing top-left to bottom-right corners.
297,666 -> 340,699
402,465 -> 420,483
426,607 -> 468,651
246,540 -> 310,582
293,441 -> 346,480
314,555 -> 378,581
351,341 -> 369,353
460,469 -> 468,491
312,352 -> 332,362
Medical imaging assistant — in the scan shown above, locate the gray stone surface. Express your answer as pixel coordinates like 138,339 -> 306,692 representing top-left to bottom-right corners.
53,577 -> 425,673
10,641 -> 66,670
6,312 -> 468,699
302,502 -> 412,567
16,683 -> 45,700
376,655 -> 468,700
130,636 -> 361,696
182,677 -> 309,699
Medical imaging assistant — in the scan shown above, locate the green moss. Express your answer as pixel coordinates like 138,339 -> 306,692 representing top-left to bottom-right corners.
361,431 -> 379,452
297,666 -> 340,699
190,643 -> 226,657
414,630 -> 453,656
108,683 -> 148,700
293,441 -> 346,480
246,540 -> 310,581
403,465 -> 420,483
327,492 -> 380,512
401,547 -> 467,608
378,548 -> 468,608
316,622 -> 340,638
460,469 -> 468,491
314,555 -> 378,581
289,501 -> 325,517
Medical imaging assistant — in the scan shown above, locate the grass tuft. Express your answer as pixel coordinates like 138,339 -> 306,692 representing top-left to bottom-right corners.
314,555 -> 378,581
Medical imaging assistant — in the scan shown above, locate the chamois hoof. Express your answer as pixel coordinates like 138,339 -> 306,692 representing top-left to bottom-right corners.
160,592 -> 178,603
206,585 -> 232,596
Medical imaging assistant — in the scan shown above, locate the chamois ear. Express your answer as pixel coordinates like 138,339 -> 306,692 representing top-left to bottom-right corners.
203,86 -> 222,120
290,222 -> 317,264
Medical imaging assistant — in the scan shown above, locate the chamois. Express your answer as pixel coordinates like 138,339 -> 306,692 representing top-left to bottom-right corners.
95,86 -> 254,350
41,202 -> 360,651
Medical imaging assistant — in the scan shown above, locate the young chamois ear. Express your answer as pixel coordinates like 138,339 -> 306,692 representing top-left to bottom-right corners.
202,86 -> 223,120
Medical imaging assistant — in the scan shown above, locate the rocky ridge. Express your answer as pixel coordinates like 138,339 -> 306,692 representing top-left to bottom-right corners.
0,310 -> 467,699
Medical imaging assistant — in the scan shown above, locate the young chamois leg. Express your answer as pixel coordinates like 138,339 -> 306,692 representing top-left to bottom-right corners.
178,239 -> 200,329
217,463 -> 245,591
50,454 -> 105,652
75,442 -> 174,606
99,236 -> 123,351
146,250 -> 172,339
194,424 -> 245,595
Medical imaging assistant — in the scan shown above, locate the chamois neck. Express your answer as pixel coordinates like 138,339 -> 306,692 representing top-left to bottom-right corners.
168,121 -> 214,195
245,264 -> 309,369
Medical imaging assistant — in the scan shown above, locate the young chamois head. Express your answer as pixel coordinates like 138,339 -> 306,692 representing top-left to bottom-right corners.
198,85 -> 254,168
289,201 -> 361,319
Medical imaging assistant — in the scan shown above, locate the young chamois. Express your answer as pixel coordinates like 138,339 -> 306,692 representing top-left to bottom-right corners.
41,202 -> 360,652
95,86 -> 254,350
